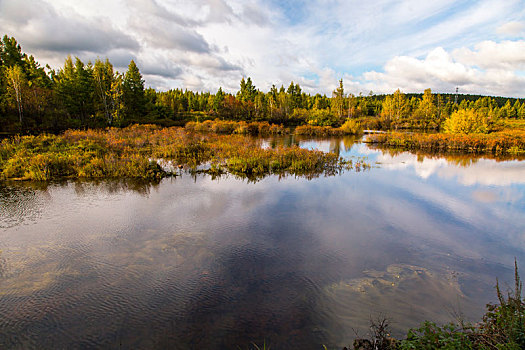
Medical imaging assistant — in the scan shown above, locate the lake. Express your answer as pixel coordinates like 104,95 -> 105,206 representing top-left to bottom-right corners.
1,136 -> 524,349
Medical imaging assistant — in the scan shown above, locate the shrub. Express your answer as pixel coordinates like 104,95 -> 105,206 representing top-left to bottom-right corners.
443,109 -> 490,134
340,119 -> 362,134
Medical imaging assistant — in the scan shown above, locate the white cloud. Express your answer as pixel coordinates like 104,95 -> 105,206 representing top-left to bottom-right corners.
361,43 -> 525,96
453,40 -> 525,70
1,0 -> 524,95
497,21 -> 525,37
374,150 -> 525,186
0,0 -> 138,58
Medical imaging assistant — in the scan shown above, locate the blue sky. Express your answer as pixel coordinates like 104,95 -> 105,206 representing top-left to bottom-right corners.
1,0 -> 524,96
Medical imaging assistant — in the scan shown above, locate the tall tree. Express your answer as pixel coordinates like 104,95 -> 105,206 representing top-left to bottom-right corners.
110,73 -> 125,126
213,87 -> 225,113
383,89 -> 408,120
287,81 -> 302,110
331,79 -> 346,119
54,56 -> 95,127
93,59 -> 115,125
75,58 -> 94,125
1,36 -> 27,123
0,35 -> 26,69
416,88 -> 437,120
122,60 -> 145,121
238,77 -> 256,102
5,65 -> 25,125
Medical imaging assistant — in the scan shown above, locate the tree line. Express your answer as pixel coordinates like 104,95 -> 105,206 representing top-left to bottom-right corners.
1,35 -> 524,134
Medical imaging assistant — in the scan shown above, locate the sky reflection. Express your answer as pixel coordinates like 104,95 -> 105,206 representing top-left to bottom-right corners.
0,141 -> 524,349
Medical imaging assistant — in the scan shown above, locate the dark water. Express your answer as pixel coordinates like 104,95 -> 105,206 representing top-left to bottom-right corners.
1,137 -> 524,349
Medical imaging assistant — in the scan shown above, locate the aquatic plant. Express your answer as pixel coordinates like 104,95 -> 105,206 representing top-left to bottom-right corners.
346,260 -> 525,350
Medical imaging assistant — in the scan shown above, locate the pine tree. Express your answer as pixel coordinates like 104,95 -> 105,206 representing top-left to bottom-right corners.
213,87 -> 224,113
122,60 -> 145,121
238,77 -> 256,102
332,79 -> 346,119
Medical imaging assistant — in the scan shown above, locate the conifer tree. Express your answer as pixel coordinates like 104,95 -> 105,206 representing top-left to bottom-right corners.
123,60 -> 145,121
332,79 -> 346,119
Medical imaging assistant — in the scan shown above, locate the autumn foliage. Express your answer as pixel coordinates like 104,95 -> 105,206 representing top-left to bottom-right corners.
367,130 -> 525,155
0,125 -> 356,181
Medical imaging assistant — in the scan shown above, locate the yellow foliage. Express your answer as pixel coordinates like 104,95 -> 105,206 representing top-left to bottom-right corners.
443,109 -> 489,134
339,119 -> 362,134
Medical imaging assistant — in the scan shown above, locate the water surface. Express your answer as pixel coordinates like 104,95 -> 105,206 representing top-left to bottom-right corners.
1,137 -> 524,349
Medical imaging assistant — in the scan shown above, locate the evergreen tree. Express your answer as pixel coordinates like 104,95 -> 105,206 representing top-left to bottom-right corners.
110,72 -> 125,126
213,87 -> 225,113
122,60 -> 145,121
331,79 -> 346,119
75,58 -> 94,125
238,77 -> 256,102
55,56 -> 77,123
0,35 -> 26,69
287,82 -> 303,110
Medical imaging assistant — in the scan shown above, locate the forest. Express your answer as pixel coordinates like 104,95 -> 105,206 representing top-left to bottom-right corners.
1,35 -> 524,135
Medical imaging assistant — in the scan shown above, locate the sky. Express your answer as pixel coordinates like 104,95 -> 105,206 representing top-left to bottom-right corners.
1,0 -> 524,97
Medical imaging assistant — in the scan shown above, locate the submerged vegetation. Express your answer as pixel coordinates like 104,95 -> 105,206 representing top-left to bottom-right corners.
343,261 -> 525,350
0,124 -> 365,181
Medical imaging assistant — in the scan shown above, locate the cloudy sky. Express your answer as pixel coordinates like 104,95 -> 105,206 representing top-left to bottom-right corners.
1,0 -> 525,96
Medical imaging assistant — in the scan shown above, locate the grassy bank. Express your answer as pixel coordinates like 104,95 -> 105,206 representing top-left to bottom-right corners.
0,124 -> 360,181
366,129 -> 525,156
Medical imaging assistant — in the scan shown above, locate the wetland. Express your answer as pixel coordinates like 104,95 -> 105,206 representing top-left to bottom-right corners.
1,134 -> 524,349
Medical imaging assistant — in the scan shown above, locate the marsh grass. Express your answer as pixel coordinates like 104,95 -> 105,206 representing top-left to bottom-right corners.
0,124 -> 359,181
185,120 -> 287,135
367,130 -> 525,156
295,120 -> 363,137
185,119 -> 362,137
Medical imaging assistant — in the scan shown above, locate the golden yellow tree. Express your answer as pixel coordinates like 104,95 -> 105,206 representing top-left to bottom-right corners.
443,109 -> 489,134
5,65 -> 26,125
416,88 -> 437,120
382,89 -> 408,119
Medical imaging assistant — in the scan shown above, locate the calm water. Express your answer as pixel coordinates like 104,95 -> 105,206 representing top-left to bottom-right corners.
1,137 -> 524,349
